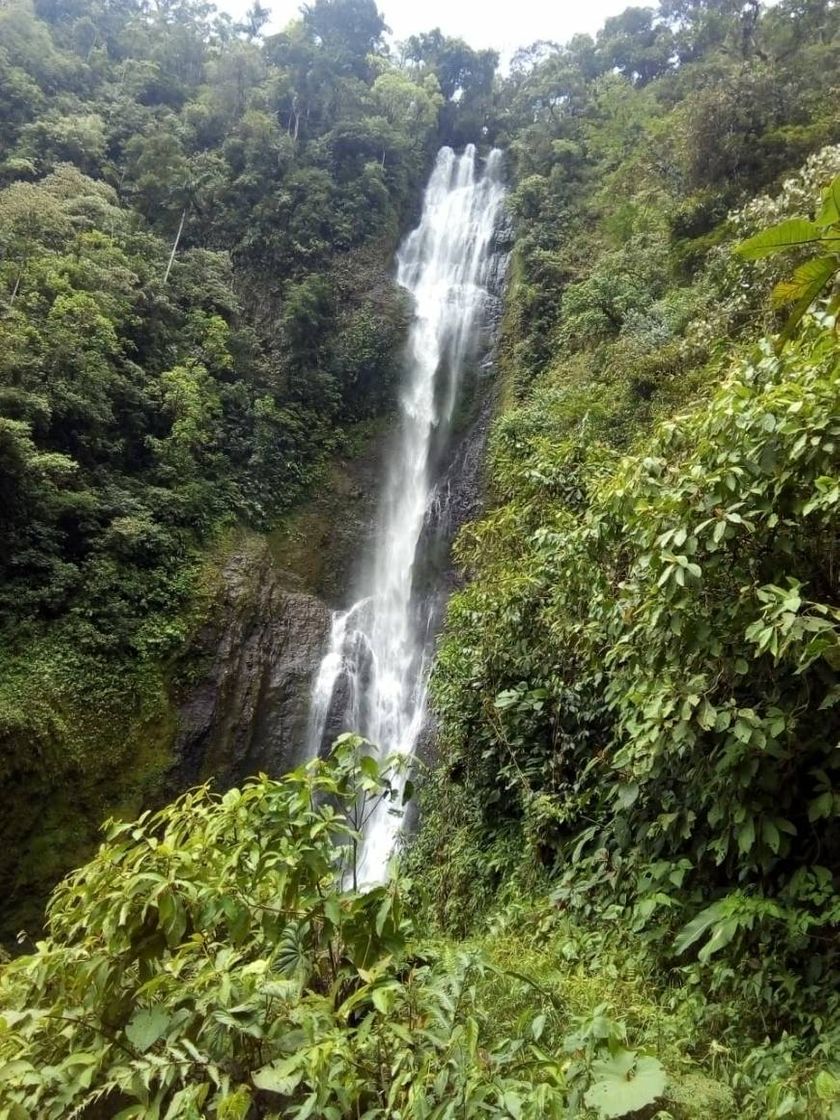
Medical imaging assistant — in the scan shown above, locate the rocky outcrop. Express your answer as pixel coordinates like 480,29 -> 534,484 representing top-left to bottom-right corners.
166,418 -> 390,791
267,421 -> 389,608
171,538 -> 331,789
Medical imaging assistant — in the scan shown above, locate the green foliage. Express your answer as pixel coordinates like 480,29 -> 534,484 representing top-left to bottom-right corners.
0,742 -> 568,1119
0,0 -> 442,649
412,22 -> 840,1107
495,0 -> 840,383
0,538 -> 225,941
736,174 -> 840,341
429,319 -> 840,1019
446,897 -> 743,1120
4,0 -> 840,1115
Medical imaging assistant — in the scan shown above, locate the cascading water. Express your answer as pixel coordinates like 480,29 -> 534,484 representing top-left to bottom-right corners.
307,144 -> 506,880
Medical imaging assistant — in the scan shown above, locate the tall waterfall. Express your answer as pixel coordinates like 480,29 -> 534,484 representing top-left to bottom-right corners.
307,144 -> 506,880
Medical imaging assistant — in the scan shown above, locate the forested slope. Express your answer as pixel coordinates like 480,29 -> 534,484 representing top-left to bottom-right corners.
412,0 -> 840,1113
2,0 -> 840,1116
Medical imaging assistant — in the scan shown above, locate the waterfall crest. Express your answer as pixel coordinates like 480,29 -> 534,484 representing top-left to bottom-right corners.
307,144 -> 506,880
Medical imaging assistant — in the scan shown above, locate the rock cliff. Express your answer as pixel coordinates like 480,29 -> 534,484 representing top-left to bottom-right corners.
171,539 -> 332,789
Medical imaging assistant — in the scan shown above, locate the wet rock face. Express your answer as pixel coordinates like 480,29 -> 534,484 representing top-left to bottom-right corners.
168,423 -> 389,791
267,421 -> 390,609
172,540 -> 331,789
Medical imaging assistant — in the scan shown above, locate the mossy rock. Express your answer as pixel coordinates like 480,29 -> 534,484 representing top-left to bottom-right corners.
268,416 -> 389,604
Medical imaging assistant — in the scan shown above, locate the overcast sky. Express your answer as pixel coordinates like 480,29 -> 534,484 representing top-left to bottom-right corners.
220,0 -> 635,63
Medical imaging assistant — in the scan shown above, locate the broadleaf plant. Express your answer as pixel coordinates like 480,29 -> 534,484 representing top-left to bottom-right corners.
0,739 -> 567,1119
737,174 -> 840,342
583,1050 -> 667,1119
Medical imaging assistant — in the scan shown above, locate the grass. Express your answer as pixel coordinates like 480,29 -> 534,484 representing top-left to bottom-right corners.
433,893 -> 837,1118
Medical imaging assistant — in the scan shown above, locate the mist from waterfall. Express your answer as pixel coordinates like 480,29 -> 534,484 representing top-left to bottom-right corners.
306,144 -> 506,881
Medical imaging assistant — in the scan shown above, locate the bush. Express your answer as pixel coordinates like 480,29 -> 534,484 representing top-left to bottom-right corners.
0,739 -> 570,1119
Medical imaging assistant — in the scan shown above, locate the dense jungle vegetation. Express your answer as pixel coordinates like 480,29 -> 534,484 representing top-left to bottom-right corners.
0,0 -> 469,928
2,0 -> 840,1116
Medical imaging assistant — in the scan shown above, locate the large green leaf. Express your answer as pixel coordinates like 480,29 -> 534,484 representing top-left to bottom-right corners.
817,175 -> 840,225
583,1050 -> 667,1119
674,899 -> 741,963
815,1070 -> 840,1102
736,219 -> 823,259
773,255 -> 839,342
771,256 -> 838,308
125,1006 -> 169,1053
252,1055 -> 303,1095
276,923 -> 311,978
673,900 -> 726,957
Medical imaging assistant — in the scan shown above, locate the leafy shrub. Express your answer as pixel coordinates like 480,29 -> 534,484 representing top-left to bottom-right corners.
429,315 -> 840,1035
735,172 -> 840,342
0,739 -> 570,1119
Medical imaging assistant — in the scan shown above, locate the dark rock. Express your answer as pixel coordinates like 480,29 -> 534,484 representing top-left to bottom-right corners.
171,538 -> 331,789
267,420 -> 389,608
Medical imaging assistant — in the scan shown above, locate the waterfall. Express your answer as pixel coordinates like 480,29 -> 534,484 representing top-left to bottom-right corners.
306,144 -> 506,881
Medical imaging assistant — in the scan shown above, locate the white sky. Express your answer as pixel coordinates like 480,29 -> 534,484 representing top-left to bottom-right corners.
222,0 -> 635,62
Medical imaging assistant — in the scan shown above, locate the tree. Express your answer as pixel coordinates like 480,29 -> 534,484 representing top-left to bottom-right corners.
659,0 -> 748,62
596,6 -> 674,85
237,0 -> 269,39
124,132 -> 223,280
372,69 -> 442,135
302,0 -> 386,78
15,110 -> 107,175
678,63 -> 789,193
0,177 -> 71,306
403,28 -> 497,103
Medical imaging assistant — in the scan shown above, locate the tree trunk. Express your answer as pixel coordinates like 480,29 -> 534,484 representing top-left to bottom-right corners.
163,206 -> 187,284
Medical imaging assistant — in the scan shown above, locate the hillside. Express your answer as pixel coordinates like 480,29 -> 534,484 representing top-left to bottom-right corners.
2,0 -> 840,1117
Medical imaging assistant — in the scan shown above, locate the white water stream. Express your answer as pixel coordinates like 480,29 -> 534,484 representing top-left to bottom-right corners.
306,144 -> 505,881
